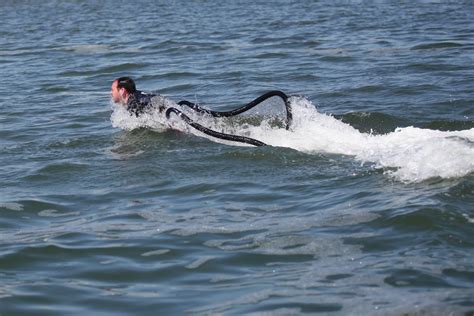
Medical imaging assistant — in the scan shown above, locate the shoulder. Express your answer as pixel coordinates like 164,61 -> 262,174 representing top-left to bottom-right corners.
135,90 -> 155,101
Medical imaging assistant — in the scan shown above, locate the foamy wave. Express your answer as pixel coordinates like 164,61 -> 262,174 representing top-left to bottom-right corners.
359,127 -> 473,182
273,98 -> 473,182
110,97 -> 474,182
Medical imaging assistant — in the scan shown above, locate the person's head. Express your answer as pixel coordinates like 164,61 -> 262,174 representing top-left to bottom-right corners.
111,77 -> 136,104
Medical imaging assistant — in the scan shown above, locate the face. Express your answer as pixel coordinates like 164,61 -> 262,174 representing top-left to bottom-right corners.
110,80 -> 123,104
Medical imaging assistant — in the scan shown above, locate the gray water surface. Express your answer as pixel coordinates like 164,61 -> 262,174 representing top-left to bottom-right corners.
1,1 -> 473,315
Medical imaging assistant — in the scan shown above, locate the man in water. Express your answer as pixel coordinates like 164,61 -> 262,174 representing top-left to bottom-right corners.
110,77 -> 288,146
110,77 -> 165,116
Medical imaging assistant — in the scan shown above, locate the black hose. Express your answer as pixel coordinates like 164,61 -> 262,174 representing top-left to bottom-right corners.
178,90 -> 292,130
165,108 -> 266,147
165,91 -> 292,146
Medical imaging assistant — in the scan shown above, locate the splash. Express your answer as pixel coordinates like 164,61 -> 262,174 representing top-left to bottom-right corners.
110,98 -> 186,132
111,97 -> 474,182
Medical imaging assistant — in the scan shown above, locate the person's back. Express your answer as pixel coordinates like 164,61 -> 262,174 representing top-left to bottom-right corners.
126,90 -> 164,116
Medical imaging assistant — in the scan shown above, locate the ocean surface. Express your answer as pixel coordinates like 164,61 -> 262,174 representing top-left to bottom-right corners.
1,1 -> 473,315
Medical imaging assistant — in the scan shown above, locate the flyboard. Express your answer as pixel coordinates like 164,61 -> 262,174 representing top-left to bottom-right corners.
165,91 -> 292,146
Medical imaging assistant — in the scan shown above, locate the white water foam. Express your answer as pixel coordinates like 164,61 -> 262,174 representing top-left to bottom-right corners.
111,97 -> 474,182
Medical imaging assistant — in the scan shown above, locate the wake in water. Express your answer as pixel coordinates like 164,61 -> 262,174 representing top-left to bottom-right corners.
111,97 -> 474,182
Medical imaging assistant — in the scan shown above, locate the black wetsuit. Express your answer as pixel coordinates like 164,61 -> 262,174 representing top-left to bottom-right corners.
127,91 -> 166,117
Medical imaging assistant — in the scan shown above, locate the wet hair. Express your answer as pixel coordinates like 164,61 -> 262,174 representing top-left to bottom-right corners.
116,77 -> 136,93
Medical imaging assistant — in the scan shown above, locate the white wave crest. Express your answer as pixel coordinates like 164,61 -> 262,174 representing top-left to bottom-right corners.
110,97 -> 474,182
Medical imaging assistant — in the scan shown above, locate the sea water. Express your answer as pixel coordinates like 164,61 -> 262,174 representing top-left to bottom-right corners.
1,1 -> 473,315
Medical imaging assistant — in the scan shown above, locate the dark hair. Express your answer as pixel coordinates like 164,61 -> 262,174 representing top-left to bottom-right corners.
116,77 -> 136,93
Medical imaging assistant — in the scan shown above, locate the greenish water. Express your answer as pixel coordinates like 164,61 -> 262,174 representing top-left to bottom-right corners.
1,1 -> 473,315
